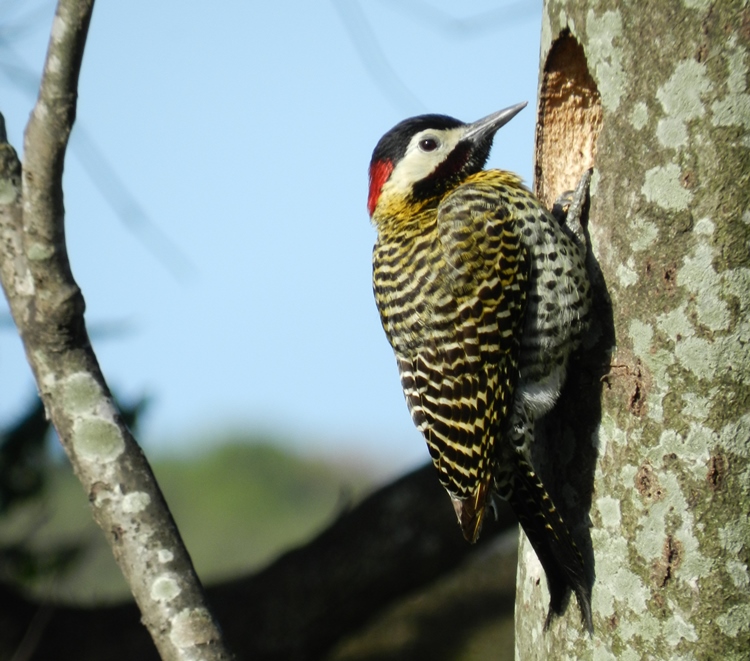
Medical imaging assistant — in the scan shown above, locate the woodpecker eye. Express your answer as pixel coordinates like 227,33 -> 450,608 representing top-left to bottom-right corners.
419,137 -> 439,152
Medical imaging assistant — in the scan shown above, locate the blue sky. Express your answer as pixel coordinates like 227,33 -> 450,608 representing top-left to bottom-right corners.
1,0 -> 542,475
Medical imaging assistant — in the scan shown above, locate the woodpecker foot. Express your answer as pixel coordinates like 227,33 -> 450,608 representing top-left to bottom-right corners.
551,168 -> 592,246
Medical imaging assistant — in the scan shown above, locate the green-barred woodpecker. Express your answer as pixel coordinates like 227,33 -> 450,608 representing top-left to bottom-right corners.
368,102 -> 593,631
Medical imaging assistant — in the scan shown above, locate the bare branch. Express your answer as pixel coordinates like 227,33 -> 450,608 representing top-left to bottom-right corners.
0,1 -> 232,659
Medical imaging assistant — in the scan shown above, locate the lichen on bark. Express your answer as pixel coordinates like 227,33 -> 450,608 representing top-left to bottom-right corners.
516,2 -> 750,659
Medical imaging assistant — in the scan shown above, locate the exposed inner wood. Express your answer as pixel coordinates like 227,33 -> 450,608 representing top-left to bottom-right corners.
535,32 -> 602,209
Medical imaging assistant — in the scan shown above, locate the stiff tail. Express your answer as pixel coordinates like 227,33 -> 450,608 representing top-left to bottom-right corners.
509,454 -> 593,633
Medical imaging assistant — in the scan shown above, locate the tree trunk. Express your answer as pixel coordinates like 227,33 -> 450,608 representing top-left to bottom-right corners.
515,1 -> 750,658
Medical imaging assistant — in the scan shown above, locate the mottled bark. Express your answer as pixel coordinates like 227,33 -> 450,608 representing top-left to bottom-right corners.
515,1 -> 750,658
0,2 -> 231,659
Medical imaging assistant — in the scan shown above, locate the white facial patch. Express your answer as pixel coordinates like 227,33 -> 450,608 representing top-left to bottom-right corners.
380,126 -> 466,200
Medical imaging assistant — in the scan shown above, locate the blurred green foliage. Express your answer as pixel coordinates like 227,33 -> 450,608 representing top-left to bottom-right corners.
0,396 -> 80,588
0,397 -> 372,602
0,392 -> 150,592
153,438 -> 372,589
0,398 -> 49,515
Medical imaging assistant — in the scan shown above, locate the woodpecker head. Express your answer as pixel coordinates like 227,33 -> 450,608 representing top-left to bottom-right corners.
368,102 -> 527,217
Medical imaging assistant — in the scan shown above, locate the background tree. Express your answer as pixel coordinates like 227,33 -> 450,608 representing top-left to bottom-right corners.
0,1 -> 231,659
516,0 -> 750,658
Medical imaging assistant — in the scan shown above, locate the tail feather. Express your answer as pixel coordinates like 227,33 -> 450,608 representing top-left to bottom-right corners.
510,454 -> 593,633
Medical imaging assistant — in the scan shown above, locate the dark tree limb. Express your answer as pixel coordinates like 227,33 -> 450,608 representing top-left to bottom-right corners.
0,464 -> 515,661
0,2 -> 231,659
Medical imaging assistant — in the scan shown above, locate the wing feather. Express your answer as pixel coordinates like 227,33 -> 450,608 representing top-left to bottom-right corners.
394,178 -> 529,539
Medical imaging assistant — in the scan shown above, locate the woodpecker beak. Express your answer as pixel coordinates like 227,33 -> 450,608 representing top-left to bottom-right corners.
462,101 -> 528,143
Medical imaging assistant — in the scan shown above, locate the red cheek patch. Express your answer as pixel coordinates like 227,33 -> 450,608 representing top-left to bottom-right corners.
368,159 -> 393,216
